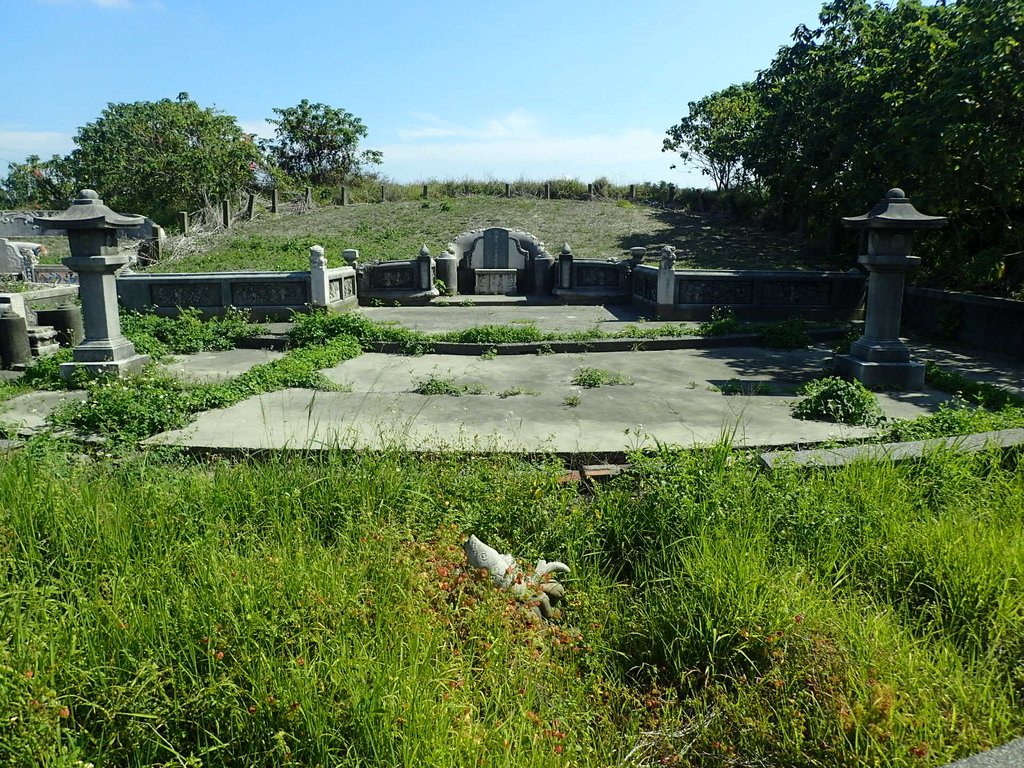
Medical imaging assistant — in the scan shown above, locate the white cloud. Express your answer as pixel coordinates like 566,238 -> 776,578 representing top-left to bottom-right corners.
379,112 -> 699,186
0,130 -> 75,167
238,119 -> 275,142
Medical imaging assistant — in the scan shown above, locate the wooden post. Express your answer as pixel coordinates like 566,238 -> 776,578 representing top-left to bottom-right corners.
221,199 -> 230,229
270,189 -> 279,213
178,211 -> 189,235
544,182 -> 551,200
629,184 -> 636,200
380,184 -> 386,202
505,182 -> 511,198
245,193 -> 256,220
587,183 -> 594,200
422,183 -> 428,199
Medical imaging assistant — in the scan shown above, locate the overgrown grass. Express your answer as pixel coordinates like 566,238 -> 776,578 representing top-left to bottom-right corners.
155,197 -> 823,273
1,441 -> 1021,766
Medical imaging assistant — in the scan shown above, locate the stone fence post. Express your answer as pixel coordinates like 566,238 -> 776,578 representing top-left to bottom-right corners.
657,246 -> 676,318
558,243 -> 573,290
417,245 -> 435,292
309,246 -> 330,308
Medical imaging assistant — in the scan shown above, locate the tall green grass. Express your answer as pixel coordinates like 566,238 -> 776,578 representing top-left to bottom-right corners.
1,440 -> 1022,765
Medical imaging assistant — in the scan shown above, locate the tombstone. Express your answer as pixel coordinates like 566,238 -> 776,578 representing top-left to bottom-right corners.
835,188 -> 946,388
444,227 -> 555,296
34,190 -> 149,380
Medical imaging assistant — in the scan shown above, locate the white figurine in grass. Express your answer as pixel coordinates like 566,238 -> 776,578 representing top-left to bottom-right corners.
463,535 -> 570,621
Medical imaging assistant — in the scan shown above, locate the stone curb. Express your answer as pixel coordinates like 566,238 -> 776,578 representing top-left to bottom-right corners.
237,327 -> 847,356
368,328 -> 847,356
759,428 -> 1024,470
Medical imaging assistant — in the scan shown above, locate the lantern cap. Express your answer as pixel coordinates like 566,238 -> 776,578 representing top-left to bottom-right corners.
34,189 -> 143,230
843,188 -> 946,230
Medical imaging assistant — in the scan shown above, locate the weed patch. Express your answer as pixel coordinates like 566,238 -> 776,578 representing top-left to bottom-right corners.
791,376 -> 884,426
572,366 -> 631,388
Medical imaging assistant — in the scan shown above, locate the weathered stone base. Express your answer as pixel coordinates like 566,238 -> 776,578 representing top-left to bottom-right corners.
60,354 -> 150,381
834,354 -> 924,389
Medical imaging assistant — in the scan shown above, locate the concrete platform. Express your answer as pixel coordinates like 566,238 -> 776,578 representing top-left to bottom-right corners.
144,345 -> 951,454
2,305 -> 1019,455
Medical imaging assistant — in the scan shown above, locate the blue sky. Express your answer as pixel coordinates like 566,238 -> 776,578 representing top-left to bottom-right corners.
4,0 -> 830,187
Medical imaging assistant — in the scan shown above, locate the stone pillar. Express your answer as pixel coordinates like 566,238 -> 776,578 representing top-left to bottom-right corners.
505,182 -> 511,198
178,211 -> 190,235
221,199 -> 230,229
417,245 -> 436,293
558,243 -> 573,290
35,190 -> 149,380
309,245 -> 330,308
834,188 -> 946,389
667,184 -> 676,204
544,182 -> 551,200
340,185 -> 350,206
656,246 -> 676,319
629,184 -> 636,200
305,187 -> 313,206
246,193 -> 257,220
587,183 -> 594,200
0,306 -> 31,369
380,184 -> 386,202
532,248 -> 557,295
271,189 -> 279,213
422,184 -> 429,199
435,248 -> 458,296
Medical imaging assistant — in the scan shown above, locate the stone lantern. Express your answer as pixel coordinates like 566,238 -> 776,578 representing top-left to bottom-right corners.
834,188 -> 946,388
35,190 -> 149,380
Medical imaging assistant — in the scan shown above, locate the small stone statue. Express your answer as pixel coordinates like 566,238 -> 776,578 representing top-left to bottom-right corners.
463,535 -> 570,621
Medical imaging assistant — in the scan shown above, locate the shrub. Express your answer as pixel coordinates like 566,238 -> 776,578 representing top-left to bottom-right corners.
791,377 -> 884,426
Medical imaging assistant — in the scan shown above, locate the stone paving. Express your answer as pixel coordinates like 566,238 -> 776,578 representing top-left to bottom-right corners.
2,305 -> 1021,456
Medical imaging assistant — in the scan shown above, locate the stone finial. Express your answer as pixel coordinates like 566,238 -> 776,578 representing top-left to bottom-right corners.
309,245 -> 327,270
419,244 -> 431,258
560,243 -> 572,257
659,245 -> 676,269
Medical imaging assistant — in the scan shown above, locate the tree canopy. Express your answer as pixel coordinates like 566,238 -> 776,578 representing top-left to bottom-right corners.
668,0 -> 1024,290
65,93 -> 262,224
261,99 -> 383,186
663,83 -> 759,192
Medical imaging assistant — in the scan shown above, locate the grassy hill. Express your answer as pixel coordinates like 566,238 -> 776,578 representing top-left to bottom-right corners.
149,197 -> 833,273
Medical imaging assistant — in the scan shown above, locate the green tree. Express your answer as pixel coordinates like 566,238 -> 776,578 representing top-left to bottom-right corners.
663,83 -> 760,191
1,154 -> 76,210
67,93 -> 261,224
261,99 -> 382,186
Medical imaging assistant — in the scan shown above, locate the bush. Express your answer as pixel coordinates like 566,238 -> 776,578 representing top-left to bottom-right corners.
792,377 -> 884,426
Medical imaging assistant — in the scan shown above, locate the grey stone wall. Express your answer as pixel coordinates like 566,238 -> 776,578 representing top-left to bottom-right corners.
903,287 -> 1024,359
117,267 -> 357,320
632,267 -> 866,321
